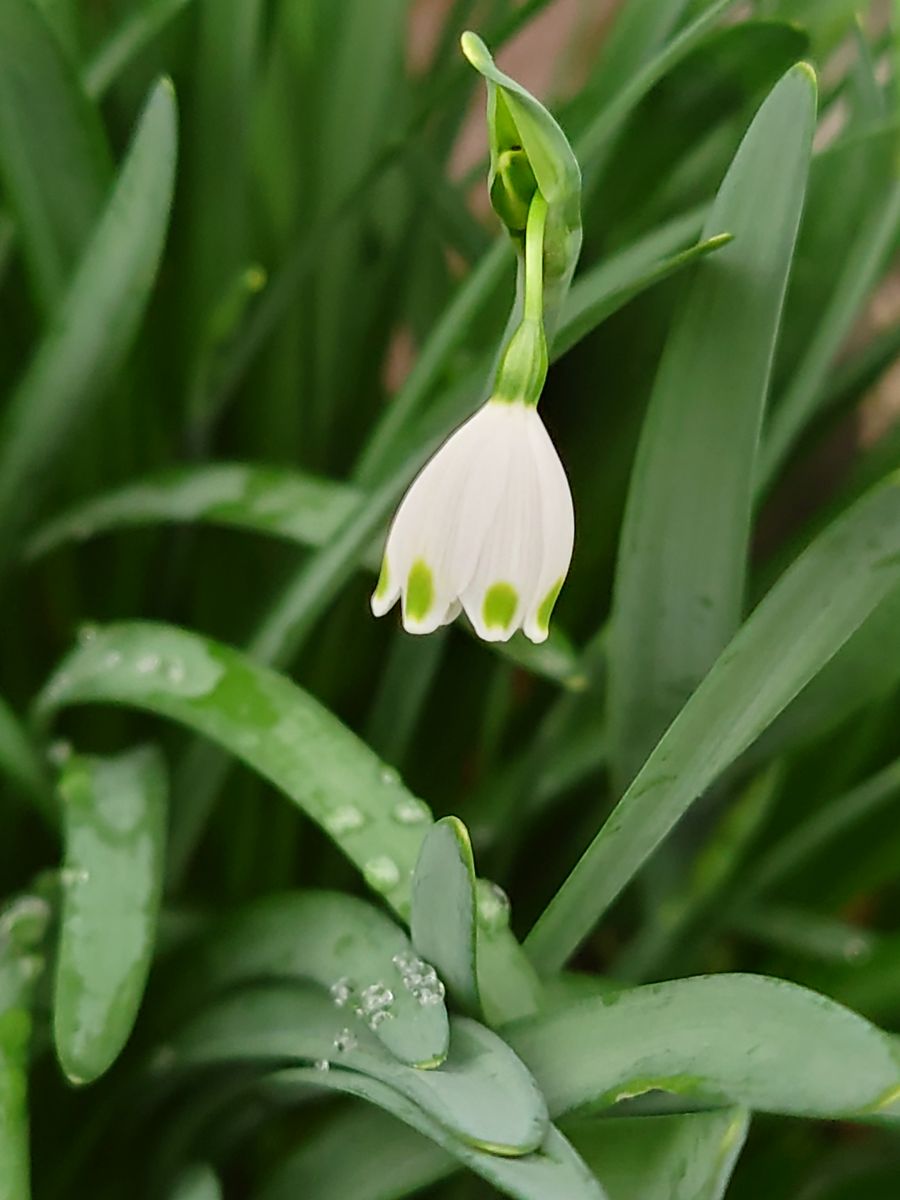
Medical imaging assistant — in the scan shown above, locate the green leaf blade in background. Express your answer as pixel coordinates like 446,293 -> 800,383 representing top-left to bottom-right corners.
570,1109 -> 749,1200
0,77 -> 178,560
0,0 -> 111,312
529,474 -> 900,971
608,63 -> 817,790
167,1163 -> 222,1200
54,746 -> 168,1083
509,974 -> 900,1120
411,817 -> 481,1016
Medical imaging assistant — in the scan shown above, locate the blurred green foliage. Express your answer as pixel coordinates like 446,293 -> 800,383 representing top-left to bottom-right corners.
2,1 -> 900,1197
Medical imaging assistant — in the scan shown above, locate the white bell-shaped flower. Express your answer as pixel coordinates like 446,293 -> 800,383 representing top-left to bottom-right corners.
371,394 -> 573,644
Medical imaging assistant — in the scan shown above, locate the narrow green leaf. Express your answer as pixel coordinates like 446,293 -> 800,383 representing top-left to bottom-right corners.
411,818 -> 480,1016
54,746 -> 167,1083
732,906 -> 875,965
168,982 -> 549,1156
26,463 -> 363,563
553,231 -> 731,361
165,891 -> 449,1069
584,0 -> 697,107
737,757 -> 900,905
609,64 -> 817,790
0,78 -> 178,560
509,974 -> 900,1119
84,0 -> 194,100
0,0 -> 111,311
37,621 -> 545,1023
760,177 -> 900,490
257,1102 -> 450,1200
0,894 -> 48,1200
266,1068 -> 604,1200
570,1109 -> 749,1200
527,474 -> 900,971
0,694 -> 52,819
168,1164 -> 221,1200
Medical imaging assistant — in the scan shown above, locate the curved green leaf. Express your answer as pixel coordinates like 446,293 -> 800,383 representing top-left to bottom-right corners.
166,982 -> 549,1156
0,0 -> 111,311
266,1067 -> 604,1200
412,818 -> 480,1016
509,974 -> 900,1119
528,474 -> 900,971
0,78 -> 177,558
54,746 -> 167,1083
570,1109 -> 749,1200
609,63 -> 817,790
26,463 -> 363,563
164,890 -> 449,1069
84,0 -> 195,100
37,621 -> 544,1023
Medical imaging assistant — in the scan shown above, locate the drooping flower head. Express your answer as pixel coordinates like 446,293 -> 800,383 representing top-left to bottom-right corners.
371,34 -> 582,645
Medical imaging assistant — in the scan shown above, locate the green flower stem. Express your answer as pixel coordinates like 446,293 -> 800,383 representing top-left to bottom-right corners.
524,191 -> 548,324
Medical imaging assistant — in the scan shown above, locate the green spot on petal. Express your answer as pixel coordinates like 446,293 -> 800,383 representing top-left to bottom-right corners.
406,560 -> 435,622
536,577 -> 564,633
483,582 -> 518,630
374,559 -> 390,600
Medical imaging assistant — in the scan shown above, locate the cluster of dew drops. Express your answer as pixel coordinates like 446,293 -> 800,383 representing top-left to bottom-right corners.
315,950 -> 446,1073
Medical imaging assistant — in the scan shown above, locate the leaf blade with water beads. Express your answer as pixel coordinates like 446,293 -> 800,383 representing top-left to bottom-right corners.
53,746 -> 168,1083
37,621 -> 544,1024
162,890 -> 449,1068
166,982 -> 549,1156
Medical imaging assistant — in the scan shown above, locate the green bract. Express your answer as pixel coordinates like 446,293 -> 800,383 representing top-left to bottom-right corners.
461,30 -> 582,338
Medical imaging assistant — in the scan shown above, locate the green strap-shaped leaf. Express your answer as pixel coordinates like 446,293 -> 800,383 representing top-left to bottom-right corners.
0,694 -> 52,819
163,891 -> 449,1069
26,463 -> 363,563
265,1068 -> 604,1200
608,63 -> 817,790
411,818 -> 480,1016
36,621 -> 545,1023
0,892 -> 51,1200
527,474 -> 900,971
570,1109 -> 749,1200
166,982 -> 549,1156
553,231 -> 731,361
0,78 -> 177,560
83,0 -> 195,100
508,974 -> 900,1120
760,176 -> 900,491
0,0 -> 111,311
54,746 -> 168,1083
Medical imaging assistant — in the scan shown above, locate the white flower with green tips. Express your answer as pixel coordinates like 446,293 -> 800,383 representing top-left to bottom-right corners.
370,390 -> 573,644
371,33 -> 581,646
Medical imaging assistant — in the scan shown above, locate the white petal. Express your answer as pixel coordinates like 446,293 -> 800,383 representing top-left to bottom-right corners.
522,410 -> 574,644
374,402 -> 512,633
462,406 -> 544,642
